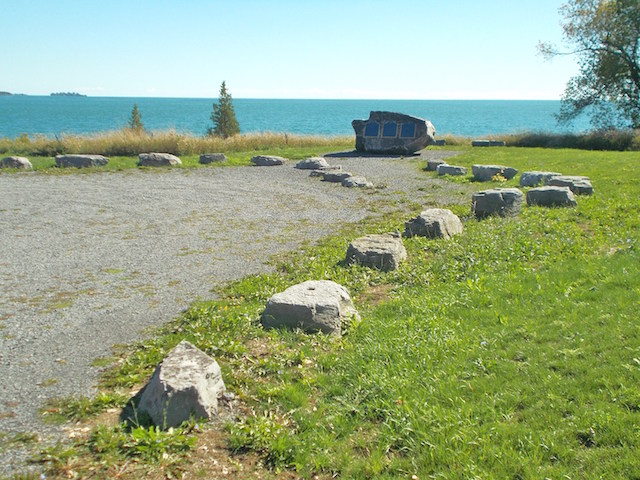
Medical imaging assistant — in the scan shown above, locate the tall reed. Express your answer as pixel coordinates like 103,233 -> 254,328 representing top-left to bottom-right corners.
0,130 -> 353,157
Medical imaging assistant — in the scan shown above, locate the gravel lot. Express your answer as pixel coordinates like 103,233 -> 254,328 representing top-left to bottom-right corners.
0,151 -> 464,475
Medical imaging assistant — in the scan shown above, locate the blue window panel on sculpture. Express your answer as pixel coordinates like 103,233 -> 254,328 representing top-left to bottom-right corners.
383,122 -> 397,137
400,123 -> 416,138
364,122 -> 379,137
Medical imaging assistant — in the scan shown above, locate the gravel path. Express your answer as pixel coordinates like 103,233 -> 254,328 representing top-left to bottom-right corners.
0,151 -> 463,475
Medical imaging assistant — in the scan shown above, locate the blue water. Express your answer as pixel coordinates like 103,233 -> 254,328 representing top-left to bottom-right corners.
0,96 -> 592,139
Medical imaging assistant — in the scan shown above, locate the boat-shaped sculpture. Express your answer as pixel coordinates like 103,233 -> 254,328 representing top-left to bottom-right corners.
352,111 -> 436,155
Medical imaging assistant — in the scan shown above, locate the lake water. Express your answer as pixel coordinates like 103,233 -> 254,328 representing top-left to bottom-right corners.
0,96 -> 592,139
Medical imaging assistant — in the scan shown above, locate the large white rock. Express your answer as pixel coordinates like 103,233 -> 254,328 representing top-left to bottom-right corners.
138,340 -> 226,428
261,280 -> 359,335
472,188 -> 524,218
404,208 -> 463,239
138,152 -> 182,167
346,233 -> 407,271
0,156 -> 32,169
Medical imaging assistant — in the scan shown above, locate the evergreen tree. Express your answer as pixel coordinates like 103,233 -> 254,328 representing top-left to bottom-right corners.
127,103 -> 144,133
209,81 -> 240,138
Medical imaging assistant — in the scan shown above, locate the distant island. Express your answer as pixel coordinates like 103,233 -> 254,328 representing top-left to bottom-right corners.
0,91 -> 12,96
51,92 -> 87,97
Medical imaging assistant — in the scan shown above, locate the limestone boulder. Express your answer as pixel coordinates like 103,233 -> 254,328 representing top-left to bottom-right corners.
472,164 -> 518,181
138,153 -> 182,167
472,188 -> 524,218
346,233 -> 407,271
251,155 -> 285,166
526,186 -> 577,207
404,208 -> 463,239
296,157 -> 330,170
425,158 -> 447,171
548,175 -> 594,195
137,340 -> 226,428
199,153 -> 227,164
261,280 -> 359,335
322,171 -> 353,183
0,156 -> 32,169
437,164 -> 467,176
342,176 -> 373,188
519,170 -> 562,187
55,154 -> 109,168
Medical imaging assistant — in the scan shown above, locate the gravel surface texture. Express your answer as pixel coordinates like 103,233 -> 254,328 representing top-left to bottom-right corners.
0,150 -> 463,475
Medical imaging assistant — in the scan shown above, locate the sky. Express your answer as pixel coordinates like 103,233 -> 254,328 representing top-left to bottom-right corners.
2,0 -> 578,100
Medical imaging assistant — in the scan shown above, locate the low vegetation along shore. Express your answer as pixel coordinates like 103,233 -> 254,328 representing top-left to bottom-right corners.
2,137 -> 639,478
0,128 -> 639,166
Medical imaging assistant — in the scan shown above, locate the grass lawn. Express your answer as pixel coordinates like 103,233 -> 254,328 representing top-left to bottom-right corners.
27,146 -> 640,479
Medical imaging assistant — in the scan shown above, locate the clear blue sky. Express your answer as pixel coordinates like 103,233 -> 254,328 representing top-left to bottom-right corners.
2,0 -> 577,100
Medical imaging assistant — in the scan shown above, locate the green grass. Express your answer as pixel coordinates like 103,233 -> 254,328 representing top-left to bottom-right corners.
31,146 -> 640,479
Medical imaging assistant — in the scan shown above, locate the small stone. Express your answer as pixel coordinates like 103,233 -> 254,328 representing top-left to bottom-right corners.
526,186 -> 577,207
519,171 -> 562,187
0,156 -> 32,169
346,232 -> 407,271
404,208 -> 463,239
437,164 -> 467,176
342,176 -> 373,188
251,155 -> 285,166
55,154 -> 109,168
137,340 -> 226,428
138,153 -> 182,167
472,164 -> 518,181
295,157 -> 330,170
472,188 -> 524,218
261,280 -> 359,335
199,153 -> 227,164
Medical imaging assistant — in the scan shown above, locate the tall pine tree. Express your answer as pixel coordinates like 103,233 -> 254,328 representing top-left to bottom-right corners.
208,81 -> 240,138
127,103 -> 144,133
